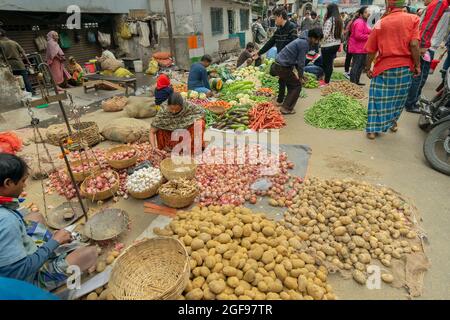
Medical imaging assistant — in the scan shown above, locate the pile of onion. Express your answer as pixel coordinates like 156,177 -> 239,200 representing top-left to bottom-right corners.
109,150 -> 136,161
84,172 -> 117,194
194,146 -> 296,206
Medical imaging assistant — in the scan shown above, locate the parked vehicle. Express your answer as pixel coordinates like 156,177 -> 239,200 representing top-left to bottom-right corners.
419,69 -> 450,175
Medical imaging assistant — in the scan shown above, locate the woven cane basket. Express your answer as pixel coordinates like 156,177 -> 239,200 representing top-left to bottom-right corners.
128,176 -> 164,200
108,237 -> 190,300
69,122 -> 102,150
106,145 -> 139,169
160,157 -> 197,181
80,170 -> 119,201
69,159 -> 100,183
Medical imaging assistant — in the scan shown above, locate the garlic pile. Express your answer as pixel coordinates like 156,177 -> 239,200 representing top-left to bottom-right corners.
126,167 -> 162,193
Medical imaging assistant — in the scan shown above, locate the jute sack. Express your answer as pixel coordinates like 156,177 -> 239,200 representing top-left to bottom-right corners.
101,118 -> 149,143
102,96 -> 128,112
125,96 -> 158,119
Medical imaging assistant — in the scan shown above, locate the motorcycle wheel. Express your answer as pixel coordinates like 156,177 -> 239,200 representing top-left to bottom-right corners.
418,114 -> 431,131
423,121 -> 450,175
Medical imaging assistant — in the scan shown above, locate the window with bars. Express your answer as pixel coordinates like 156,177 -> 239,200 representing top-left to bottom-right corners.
211,8 -> 224,36
240,9 -> 250,31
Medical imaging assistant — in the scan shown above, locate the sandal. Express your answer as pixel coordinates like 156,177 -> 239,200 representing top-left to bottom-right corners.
390,121 -> 398,132
367,133 -> 377,140
280,108 -> 296,115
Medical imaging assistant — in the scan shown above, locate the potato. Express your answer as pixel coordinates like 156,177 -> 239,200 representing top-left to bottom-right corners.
274,264 -> 288,281
191,238 -> 205,251
209,279 -> 226,294
227,276 -> 240,288
306,283 -> 325,300
381,273 -> 394,283
186,288 -> 204,300
284,277 -> 298,290
352,270 -> 367,285
261,251 -> 274,264
257,281 -> 269,292
192,276 -> 205,289
86,292 -> 98,300
223,266 -> 237,277
96,261 -> 106,273
248,246 -> 264,260
111,250 -> 120,258
291,259 -> 305,269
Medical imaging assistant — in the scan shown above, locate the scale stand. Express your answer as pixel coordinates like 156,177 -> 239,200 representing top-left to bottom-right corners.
26,63 -> 73,134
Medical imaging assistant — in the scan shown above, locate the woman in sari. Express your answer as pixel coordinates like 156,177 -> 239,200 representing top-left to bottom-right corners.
150,92 -> 205,154
46,31 -> 70,91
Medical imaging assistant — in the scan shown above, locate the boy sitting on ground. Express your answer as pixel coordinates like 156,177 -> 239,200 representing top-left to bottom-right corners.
0,153 -> 98,291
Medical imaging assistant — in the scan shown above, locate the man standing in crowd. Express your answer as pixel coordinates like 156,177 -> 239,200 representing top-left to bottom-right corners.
270,28 -> 324,115
404,0 -> 449,113
364,0 -> 421,140
0,28 -> 34,94
252,17 -> 268,45
255,8 -> 298,107
300,11 -> 313,33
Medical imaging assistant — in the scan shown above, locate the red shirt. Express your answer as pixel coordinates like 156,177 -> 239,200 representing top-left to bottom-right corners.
365,10 -> 420,77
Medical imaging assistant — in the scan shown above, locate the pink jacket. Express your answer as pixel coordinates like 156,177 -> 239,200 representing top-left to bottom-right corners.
348,18 -> 371,54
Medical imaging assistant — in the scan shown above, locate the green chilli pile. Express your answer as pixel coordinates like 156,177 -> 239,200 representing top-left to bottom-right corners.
303,73 -> 319,89
304,93 -> 367,130
331,71 -> 348,81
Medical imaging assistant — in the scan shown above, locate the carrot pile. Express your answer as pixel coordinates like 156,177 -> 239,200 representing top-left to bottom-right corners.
249,102 -> 286,130
255,87 -> 274,97
204,100 -> 231,110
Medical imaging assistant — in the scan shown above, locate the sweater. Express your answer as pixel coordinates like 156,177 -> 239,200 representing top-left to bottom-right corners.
258,21 -> 298,56
348,18 -> 371,54
322,17 -> 341,48
0,205 -> 60,282
276,37 -> 309,76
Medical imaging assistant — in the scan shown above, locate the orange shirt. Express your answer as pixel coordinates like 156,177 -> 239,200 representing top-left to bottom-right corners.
365,10 -> 420,77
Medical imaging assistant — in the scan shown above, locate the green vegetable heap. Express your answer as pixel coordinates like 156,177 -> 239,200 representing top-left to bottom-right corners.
303,73 -> 319,89
304,92 -> 368,130
331,71 -> 348,81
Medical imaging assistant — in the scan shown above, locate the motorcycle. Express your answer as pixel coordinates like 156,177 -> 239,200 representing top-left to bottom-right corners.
418,68 -> 450,175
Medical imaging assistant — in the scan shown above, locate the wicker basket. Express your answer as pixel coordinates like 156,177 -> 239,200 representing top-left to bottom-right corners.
106,145 -> 139,169
159,189 -> 198,209
209,105 -> 226,115
69,159 -> 100,183
108,237 -> 190,300
160,157 -> 197,181
128,177 -> 164,200
80,170 -> 120,201
69,122 -> 102,150
46,124 -> 73,146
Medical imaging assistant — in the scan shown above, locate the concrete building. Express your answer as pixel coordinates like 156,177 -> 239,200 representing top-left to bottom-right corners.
149,0 -> 253,55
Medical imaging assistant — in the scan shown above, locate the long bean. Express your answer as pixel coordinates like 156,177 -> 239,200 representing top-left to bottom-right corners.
304,92 -> 367,130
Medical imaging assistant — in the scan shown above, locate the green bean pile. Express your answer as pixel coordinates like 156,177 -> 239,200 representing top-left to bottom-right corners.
304,92 -> 367,130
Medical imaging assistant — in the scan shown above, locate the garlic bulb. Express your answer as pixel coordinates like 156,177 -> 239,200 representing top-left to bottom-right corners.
126,167 -> 162,193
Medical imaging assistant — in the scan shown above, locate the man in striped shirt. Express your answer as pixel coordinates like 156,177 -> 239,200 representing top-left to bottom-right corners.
405,0 -> 449,113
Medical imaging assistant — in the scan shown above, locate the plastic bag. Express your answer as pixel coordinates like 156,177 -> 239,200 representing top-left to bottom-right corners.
0,132 -> 23,154
59,32 -> 72,49
145,58 -> 159,75
119,23 -> 132,39
87,31 -> 96,43
157,58 -> 173,68
98,31 -> 111,47
114,67 -> 134,78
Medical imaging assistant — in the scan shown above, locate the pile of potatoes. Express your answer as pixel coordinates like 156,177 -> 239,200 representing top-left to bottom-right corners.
279,178 -> 422,285
154,205 -> 336,300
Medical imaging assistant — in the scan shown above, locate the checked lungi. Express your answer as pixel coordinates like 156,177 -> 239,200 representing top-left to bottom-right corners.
366,67 -> 412,133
